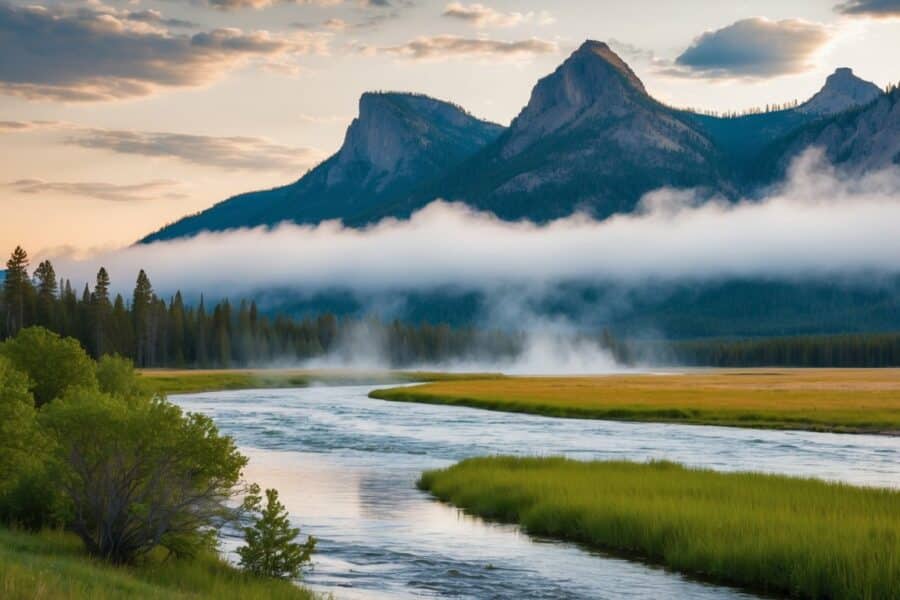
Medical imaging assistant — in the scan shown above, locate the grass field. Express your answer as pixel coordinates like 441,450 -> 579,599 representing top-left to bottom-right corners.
370,369 -> 900,434
0,528 -> 319,600
419,457 -> 900,599
139,368 -> 503,395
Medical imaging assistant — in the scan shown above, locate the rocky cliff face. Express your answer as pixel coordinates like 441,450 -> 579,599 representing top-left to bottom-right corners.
142,92 -> 502,242
773,87 -> 900,174
329,93 -> 501,190
382,40 -> 727,222
797,68 -> 882,116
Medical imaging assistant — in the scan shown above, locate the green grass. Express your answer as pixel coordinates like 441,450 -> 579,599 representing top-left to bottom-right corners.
371,370 -> 900,434
419,457 -> 900,599
0,528 -> 321,600
141,368 -> 504,395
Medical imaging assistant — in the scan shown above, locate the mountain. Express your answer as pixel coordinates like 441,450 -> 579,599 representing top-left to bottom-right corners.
797,68 -> 882,116
144,44 -> 892,242
761,85 -> 900,176
369,41 -> 730,222
142,93 -> 503,242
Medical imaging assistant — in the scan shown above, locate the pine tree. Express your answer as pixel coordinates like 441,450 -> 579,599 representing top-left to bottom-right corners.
33,259 -> 58,328
195,295 -> 209,367
4,246 -> 31,336
238,486 -> 315,580
132,270 -> 153,367
92,267 -> 112,357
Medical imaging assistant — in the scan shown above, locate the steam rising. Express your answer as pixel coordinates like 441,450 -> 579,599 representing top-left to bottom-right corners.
52,151 -> 900,298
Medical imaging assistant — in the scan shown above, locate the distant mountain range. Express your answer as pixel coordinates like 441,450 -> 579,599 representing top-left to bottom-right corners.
142,40 -> 896,243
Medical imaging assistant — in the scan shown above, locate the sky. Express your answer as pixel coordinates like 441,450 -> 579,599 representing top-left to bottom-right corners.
2,0 -> 899,255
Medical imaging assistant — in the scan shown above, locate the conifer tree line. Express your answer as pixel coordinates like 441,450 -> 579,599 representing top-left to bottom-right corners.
0,246 -> 521,368
3,246 -> 898,367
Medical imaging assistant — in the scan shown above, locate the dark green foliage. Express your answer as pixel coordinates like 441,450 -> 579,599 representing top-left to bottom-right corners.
0,327 -> 98,407
654,332 -> 900,367
0,355 -> 58,530
3,246 -> 31,336
238,487 -> 315,580
41,387 -> 248,564
96,354 -> 143,397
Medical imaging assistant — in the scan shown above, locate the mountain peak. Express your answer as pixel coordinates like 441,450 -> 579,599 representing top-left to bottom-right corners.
501,39 -> 649,157
798,67 -> 881,116
572,40 -> 646,93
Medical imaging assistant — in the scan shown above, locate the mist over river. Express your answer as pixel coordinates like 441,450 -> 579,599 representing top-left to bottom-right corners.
173,385 -> 899,599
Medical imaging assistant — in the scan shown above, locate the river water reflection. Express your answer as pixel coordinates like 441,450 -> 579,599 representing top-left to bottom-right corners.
174,384 -> 898,599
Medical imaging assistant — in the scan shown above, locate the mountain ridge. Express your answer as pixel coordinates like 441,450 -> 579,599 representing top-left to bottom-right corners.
142,43 -> 893,242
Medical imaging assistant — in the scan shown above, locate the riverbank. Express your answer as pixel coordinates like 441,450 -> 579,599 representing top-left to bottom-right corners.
139,368 -> 503,395
419,457 -> 900,599
371,369 -> 900,434
0,528 -> 319,600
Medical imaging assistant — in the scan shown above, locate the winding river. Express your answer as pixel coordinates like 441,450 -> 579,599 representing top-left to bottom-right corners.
174,384 -> 899,599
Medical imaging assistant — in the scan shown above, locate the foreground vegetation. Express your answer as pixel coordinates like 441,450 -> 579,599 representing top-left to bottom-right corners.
372,369 -> 900,434
0,327 -> 317,597
0,528 -> 317,600
420,457 -> 900,599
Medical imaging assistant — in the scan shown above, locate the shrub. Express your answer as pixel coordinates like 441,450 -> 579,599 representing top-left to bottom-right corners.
0,327 -> 97,406
96,354 -> 143,398
238,487 -> 315,579
40,387 -> 248,564
0,356 -> 59,530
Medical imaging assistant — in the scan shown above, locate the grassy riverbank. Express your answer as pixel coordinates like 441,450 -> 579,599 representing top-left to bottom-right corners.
0,528 -> 319,600
372,369 -> 900,434
419,457 -> 900,599
140,368 -> 503,395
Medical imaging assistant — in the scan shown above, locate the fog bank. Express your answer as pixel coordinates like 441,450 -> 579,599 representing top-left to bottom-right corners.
51,151 -> 900,298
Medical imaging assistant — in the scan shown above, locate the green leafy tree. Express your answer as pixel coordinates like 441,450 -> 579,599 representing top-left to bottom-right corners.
0,356 -> 37,487
238,486 -> 316,579
96,354 -> 143,397
0,355 -> 55,529
0,327 -> 97,407
40,388 -> 247,564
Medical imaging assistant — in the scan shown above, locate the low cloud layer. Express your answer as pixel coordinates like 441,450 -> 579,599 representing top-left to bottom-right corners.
0,2 -> 326,101
441,3 -> 553,28
49,151 -> 900,298
835,0 -> 900,17
380,35 -> 557,60
674,17 -> 830,78
67,129 -> 322,172
7,179 -> 184,202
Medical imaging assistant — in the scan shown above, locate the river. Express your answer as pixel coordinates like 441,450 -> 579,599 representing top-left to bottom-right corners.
173,384 -> 899,599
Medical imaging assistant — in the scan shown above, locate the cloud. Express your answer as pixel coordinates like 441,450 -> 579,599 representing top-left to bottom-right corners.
124,9 -> 197,28
380,35 -> 557,61
673,17 -> 830,78
6,179 -> 185,202
48,151 -> 900,299
441,3 -> 553,28
66,129 -> 323,172
0,120 -> 60,132
0,2 -> 328,102
194,0 -> 342,10
835,0 -> 900,17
